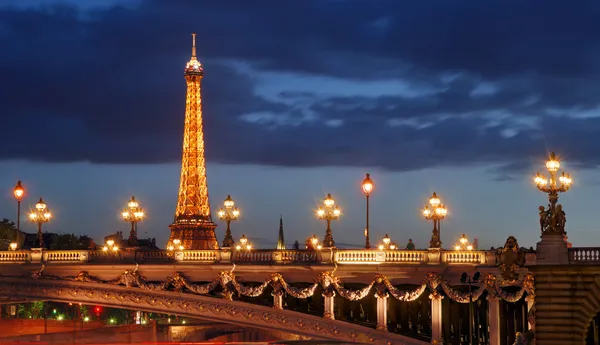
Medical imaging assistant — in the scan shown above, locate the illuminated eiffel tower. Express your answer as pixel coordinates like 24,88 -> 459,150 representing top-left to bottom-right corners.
168,33 -> 218,250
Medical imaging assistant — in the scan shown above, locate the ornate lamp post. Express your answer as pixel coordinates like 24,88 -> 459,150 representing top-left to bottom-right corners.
217,195 -> 240,248
378,234 -> 397,250
168,239 -> 184,251
13,181 -> 25,232
122,196 -> 144,247
306,234 -> 322,251
534,152 -> 572,236
454,234 -> 473,251
460,271 -> 481,345
361,173 -> 374,249
102,239 -> 119,252
316,193 -> 341,248
29,198 -> 51,249
235,234 -> 252,251
422,192 -> 447,248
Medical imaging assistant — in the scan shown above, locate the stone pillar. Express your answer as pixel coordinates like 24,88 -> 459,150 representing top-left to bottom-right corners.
526,295 -> 535,329
375,293 -> 388,331
272,290 -> 284,310
430,293 -> 443,343
488,297 -> 501,345
323,291 -> 335,320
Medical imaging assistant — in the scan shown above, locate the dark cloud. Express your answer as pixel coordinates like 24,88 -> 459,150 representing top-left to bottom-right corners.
2,0 -> 600,174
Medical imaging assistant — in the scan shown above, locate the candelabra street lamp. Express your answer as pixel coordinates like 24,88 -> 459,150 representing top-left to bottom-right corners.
316,193 -> 341,248
217,195 -> 240,248
122,196 -> 144,247
461,271 -> 481,345
534,152 -> 572,236
361,173 -> 374,249
168,239 -> 184,251
235,234 -> 252,251
29,198 -> 51,249
306,234 -> 322,251
378,234 -> 397,250
422,192 -> 447,249
13,181 -> 25,232
454,234 -> 474,251
9,242 -> 18,251
102,239 -> 120,252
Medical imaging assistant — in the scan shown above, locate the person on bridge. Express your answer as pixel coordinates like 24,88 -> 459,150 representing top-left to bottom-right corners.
405,239 -> 415,250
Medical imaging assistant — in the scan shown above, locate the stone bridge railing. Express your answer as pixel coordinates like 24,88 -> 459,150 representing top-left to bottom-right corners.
0,248 -> 539,266
569,247 -> 600,264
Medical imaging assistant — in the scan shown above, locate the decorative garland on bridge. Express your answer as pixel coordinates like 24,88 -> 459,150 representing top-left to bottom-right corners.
32,266 -> 533,305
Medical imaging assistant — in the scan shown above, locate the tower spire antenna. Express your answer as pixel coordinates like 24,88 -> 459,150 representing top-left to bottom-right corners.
191,32 -> 197,58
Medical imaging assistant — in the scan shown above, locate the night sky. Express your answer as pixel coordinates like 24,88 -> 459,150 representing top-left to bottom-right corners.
1,0 -> 600,249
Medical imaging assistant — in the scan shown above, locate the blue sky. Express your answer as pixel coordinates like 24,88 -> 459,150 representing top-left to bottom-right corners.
1,0 -> 600,249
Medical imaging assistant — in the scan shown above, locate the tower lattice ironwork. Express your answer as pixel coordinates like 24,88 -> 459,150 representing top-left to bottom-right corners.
168,33 -> 219,250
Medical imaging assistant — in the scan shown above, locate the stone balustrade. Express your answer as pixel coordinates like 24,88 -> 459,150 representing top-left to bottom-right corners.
569,247 -> 600,263
0,247 -> 552,266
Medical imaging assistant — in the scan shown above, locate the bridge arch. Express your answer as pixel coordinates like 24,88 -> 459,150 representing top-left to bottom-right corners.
0,277 -> 426,345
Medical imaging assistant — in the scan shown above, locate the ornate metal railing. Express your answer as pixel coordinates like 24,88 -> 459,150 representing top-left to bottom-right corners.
0,248 -> 540,266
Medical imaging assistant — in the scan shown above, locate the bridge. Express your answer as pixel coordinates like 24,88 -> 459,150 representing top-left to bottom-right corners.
1,235 -> 596,345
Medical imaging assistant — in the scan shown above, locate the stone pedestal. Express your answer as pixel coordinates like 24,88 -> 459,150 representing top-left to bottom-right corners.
430,294 -> 443,343
535,232 -> 569,265
427,248 -> 441,265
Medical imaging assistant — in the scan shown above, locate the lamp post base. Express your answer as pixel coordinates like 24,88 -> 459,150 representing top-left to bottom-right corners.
536,232 -> 569,265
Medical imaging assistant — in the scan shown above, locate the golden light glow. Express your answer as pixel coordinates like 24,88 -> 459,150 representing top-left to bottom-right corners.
173,33 -> 211,227
29,197 -> 52,226
218,195 -> 240,222
378,234 -> 396,250
13,181 -> 24,201
429,192 -> 441,207
534,152 -> 573,194
316,244 -> 322,250
235,234 -> 252,251
546,152 -> 560,172
223,195 -> 235,208
316,193 -> 341,224
454,234 -> 473,251
311,235 -> 318,245
103,246 -> 108,251
422,193 -> 447,221
383,234 -> 391,245
36,199 -> 46,210
173,239 -> 181,245
362,173 -> 374,195
107,240 -> 115,247
9,242 -> 17,251
123,196 -> 144,223
324,194 -> 335,207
